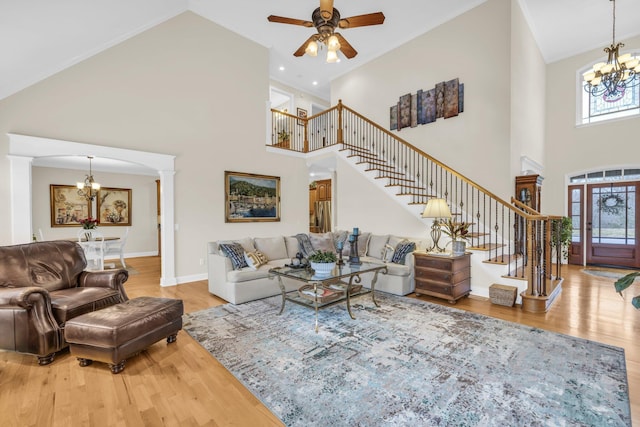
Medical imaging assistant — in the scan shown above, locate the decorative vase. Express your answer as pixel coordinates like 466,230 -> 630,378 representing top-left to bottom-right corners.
84,231 -> 93,241
452,240 -> 466,256
310,261 -> 336,277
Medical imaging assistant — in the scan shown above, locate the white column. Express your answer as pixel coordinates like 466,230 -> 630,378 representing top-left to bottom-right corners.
8,155 -> 33,244
158,170 -> 177,286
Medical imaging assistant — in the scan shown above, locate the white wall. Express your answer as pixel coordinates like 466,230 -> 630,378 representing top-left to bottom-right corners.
510,0 -> 546,178
544,34 -> 640,215
0,12 -> 309,281
332,0 -> 513,201
32,166 -> 157,255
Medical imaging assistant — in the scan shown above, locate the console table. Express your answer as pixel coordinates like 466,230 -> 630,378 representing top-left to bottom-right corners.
414,252 -> 471,303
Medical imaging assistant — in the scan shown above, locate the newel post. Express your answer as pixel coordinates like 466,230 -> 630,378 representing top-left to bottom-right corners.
337,99 -> 344,144
303,120 -> 309,152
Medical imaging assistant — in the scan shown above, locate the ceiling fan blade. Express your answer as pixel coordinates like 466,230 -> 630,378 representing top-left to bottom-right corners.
338,12 -> 385,29
319,0 -> 334,20
335,33 -> 357,59
267,15 -> 314,28
293,35 -> 319,57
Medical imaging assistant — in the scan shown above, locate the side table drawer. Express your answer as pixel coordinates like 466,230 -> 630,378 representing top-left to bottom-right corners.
415,267 -> 469,284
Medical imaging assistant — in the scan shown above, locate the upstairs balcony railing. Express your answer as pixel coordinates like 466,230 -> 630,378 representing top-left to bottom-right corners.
270,101 -> 564,312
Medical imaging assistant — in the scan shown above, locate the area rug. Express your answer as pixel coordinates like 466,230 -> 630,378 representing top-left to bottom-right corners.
581,267 -> 637,280
183,294 -> 630,426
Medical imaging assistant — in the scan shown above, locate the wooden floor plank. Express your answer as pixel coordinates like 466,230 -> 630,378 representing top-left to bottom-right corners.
1,257 -> 638,425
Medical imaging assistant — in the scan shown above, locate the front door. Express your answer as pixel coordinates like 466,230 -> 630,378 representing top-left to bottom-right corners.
586,182 -> 639,267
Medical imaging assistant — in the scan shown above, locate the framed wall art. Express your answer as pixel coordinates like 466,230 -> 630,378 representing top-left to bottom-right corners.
225,171 -> 280,222
50,185 -> 92,227
97,187 -> 132,226
297,107 -> 307,126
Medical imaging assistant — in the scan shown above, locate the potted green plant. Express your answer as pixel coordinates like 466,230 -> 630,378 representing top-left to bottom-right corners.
614,272 -> 640,309
308,250 -> 337,277
441,219 -> 471,256
277,129 -> 290,144
550,216 -> 572,262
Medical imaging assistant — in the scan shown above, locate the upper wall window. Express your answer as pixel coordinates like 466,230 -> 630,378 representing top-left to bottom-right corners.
579,50 -> 640,125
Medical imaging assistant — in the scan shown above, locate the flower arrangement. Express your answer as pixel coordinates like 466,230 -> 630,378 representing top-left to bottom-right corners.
79,217 -> 99,229
441,219 -> 471,241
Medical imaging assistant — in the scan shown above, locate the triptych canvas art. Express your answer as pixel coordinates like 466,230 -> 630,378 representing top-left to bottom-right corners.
390,78 -> 464,131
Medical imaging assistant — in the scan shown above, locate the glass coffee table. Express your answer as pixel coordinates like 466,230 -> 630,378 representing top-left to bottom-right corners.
269,262 -> 387,332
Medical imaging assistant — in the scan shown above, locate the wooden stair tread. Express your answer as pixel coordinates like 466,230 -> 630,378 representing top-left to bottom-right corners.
340,144 -> 373,154
372,171 -> 405,177
468,243 -> 505,251
356,160 -> 392,167
503,265 -> 527,280
483,253 -> 523,265
466,232 -> 488,238
383,178 -> 417,184
348,152 -> 379,159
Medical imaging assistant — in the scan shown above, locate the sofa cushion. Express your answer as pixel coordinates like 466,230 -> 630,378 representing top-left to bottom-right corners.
367,234 -> 390,259
254,236 -> 287,261
391,241 -> 416,264
383,262 -> 412,277
244,251 -> 268,269
345,232 -> 370,257
388,235 -> 405,249
219,242 -> 248,270
227,268 -> 270,283
309,232 -> 335,252
285,236 -> 299,258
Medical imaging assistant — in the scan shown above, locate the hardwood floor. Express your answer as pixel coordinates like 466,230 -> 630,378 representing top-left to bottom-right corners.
1,257 -> 638,426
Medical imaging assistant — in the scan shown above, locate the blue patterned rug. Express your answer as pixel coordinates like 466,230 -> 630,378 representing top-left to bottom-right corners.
183,293 -> 630,426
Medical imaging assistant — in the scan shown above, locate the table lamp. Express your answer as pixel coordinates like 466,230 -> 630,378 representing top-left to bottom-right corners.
421,198 -> 452,253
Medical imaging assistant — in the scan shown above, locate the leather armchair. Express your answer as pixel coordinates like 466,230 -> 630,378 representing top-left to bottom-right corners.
0,240 -> 128,365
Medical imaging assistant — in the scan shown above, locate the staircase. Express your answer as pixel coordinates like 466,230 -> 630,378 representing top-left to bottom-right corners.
270,100 -> 564,313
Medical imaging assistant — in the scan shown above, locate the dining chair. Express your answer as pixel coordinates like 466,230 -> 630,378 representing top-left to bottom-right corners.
104,227 -> 130,269
77,229 -> 105,271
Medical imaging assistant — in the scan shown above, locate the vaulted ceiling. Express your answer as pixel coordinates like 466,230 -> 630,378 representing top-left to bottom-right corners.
2,0 -> 639,102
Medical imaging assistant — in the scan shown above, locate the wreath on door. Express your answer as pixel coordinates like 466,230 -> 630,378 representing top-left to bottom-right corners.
597,193 -> 625,215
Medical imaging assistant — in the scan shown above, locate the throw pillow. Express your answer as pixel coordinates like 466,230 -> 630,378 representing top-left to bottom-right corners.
309,232 -> 335,252
367,234 -> 390,259
244,250 -> 268,270
219,242 -> 248,270
382,244 -> 396,263
391,241 -> 416,264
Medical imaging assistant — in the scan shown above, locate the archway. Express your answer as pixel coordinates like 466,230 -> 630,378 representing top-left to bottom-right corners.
8,133 -> 177,286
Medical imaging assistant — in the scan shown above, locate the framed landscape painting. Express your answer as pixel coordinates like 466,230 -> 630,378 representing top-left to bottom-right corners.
225,171 -> 280,222
97,187 -> 132,226
50,184 -> 91,227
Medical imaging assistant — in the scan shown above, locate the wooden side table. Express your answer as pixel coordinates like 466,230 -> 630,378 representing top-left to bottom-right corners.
414,252 -> 471,303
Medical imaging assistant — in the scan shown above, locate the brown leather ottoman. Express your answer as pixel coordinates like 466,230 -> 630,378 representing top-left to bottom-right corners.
64,296 -> 183,374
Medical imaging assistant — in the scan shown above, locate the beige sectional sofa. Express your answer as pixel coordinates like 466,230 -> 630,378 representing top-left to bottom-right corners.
207,232 -> 423,304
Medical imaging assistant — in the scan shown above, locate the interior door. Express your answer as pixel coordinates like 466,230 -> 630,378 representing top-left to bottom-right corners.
586,182 -> 639,267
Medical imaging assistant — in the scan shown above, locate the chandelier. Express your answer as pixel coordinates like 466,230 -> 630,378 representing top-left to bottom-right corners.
583,0 -> 640,98
77,156 -> 100,201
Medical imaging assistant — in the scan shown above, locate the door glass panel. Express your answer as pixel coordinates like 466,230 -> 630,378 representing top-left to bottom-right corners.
591,185 -> 636,245
571,188 -> 581,243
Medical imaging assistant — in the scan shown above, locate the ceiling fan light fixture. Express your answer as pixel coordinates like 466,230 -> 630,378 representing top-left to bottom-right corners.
327,35 -> 340,51
305,40 -> 319,57
326,49 -> 339,63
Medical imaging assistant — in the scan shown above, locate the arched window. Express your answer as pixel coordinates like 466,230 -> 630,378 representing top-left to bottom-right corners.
579,50 -> 640,125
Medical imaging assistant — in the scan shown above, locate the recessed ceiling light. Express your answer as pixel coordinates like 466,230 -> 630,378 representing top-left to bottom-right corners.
279,66 -> 285,71
312,81 -> 318,86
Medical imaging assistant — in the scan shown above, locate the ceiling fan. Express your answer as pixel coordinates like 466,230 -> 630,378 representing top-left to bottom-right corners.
267,0 -> 385,62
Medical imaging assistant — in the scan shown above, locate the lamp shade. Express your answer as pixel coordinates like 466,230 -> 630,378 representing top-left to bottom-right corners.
305,40 -> 318,57
326,49 -> 338,63
422,198 -> 452,218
